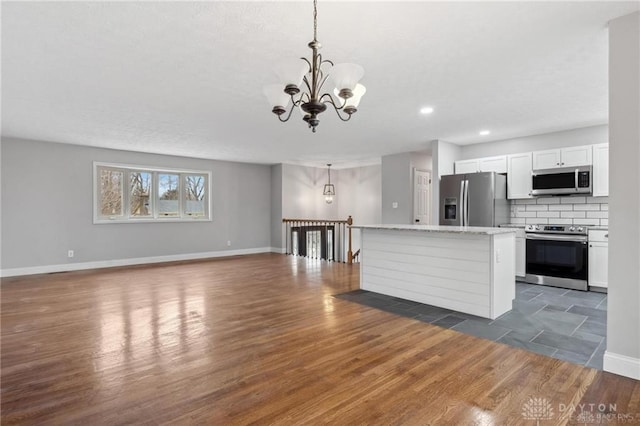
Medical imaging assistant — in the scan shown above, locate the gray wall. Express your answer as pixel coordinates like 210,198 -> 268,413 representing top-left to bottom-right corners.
459,124 -> 608,160
381,152 -> 412,224
607,11 -> 640,377
1,138 -> 272,270
431,140 -> 462,224
270,164 -> 283,250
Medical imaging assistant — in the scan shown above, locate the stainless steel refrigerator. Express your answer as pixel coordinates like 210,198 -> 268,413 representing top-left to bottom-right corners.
439,172 -> 508,227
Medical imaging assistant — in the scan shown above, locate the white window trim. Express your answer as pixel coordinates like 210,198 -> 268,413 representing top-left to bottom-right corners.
93,161 -> 212,224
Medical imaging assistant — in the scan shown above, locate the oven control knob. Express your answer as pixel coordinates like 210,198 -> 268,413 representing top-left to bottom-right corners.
569,226 -> 576,232
577,227 -> 584,232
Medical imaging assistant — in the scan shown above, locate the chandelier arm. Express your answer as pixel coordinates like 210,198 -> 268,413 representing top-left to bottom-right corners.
302,75 -> 313,96
320,93 -> 345,111
318,73 -> 331,95
322,95 -> 352,122
277,104 -> 297,123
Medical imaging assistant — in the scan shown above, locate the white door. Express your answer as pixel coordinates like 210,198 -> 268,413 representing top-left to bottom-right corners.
413,170 -> 431,225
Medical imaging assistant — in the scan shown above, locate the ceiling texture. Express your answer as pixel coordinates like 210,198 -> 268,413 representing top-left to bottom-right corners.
2,1 -> 638,168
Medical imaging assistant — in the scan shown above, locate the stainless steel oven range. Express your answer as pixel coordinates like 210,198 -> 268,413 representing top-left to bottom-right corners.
524,224 -> 589,291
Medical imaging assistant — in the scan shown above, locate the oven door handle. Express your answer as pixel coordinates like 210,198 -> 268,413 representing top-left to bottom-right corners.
526,233 -> 588,242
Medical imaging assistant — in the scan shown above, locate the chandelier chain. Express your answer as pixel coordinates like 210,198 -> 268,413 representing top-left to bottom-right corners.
313,0 -> 318,42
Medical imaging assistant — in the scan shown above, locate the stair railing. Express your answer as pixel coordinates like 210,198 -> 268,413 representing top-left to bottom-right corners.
282,216 -> 354,263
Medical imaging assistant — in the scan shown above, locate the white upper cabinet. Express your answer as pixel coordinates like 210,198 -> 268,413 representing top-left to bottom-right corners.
532,149 -> 561,170
479,156 -> 507,174
562,145 -> 593,167
592,143 -> 609,197
454,159 -> 480,174
507,152 -> 533,199
455,155 -> 507,174
532,145 -> 593,170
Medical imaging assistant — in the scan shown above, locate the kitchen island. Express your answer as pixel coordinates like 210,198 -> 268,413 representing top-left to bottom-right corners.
352,225 -> 516,320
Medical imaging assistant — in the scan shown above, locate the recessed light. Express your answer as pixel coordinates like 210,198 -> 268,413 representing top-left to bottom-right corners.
479,130 -> 491,136
420,107 -> 434,115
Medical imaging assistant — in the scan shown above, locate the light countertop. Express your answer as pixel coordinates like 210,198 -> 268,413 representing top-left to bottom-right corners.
351,224 -> 516,235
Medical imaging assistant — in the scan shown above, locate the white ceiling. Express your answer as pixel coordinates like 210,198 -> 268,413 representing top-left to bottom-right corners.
2,1 -> 638,168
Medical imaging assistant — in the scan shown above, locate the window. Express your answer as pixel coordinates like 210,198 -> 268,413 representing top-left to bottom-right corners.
94,163 -> 211,223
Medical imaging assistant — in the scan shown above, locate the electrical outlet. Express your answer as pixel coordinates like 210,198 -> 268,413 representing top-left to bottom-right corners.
68,250 -> 74,258
392,202 -> 398,209
227,240 -> 231,247
495,250 -> 501,264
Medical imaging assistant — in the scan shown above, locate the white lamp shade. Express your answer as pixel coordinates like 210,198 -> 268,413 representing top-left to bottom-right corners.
274,58 -> 309,87
263,84 -> 290,108
330,63 -> 364,92
334,84 -> 366,108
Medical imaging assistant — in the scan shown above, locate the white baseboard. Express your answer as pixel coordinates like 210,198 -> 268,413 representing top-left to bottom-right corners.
270,246 -> 286,254
0,247 -> 281,278
603,351 -> 640,379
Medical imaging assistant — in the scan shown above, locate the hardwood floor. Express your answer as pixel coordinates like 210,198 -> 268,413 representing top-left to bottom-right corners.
2,254 -> 639,424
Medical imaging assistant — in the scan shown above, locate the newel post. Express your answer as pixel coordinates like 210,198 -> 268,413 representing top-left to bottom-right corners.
347,215 -> 353,264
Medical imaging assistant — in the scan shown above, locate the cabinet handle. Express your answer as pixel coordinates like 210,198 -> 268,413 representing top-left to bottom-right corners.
562,162 -> 565,165
590,244 -> 593,247
605,234 -> 608,238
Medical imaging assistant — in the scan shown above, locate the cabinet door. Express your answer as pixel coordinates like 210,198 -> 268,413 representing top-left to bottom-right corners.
507,152 -> 533,199
479,156 -> 507,173
516,237 -> 526,278
588,242 -> 608,288
562,145 -> 593,167
592,143 -> 609,197
532,149 -> 561,170
455,159 -> 479,174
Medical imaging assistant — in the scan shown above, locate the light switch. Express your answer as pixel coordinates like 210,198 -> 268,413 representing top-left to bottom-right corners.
392,202 -> 398,209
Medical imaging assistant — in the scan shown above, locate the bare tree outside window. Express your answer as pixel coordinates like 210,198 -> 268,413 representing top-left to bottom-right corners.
130,172 -> 152,217
185,175 -> 206,217
100,169 -> 123,216
158,174 -> 180,216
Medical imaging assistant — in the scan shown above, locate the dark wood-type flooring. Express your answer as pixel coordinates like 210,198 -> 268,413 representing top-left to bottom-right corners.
2,254 -> 639,424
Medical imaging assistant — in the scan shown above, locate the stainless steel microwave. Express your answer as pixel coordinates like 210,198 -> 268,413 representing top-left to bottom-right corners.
531,165 -> 592,196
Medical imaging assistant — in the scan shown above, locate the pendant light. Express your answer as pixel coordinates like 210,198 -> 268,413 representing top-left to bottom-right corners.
323,164 -> 335,204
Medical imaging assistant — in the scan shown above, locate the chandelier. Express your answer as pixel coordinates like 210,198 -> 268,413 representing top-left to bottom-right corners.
263,0 -> 366,133
323,164 -> 335,204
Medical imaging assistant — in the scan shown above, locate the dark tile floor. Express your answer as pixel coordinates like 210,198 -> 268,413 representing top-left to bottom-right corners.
335,282 -> 607,370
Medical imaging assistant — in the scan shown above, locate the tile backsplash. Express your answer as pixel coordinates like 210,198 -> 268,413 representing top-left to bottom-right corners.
509,196 -> 608,227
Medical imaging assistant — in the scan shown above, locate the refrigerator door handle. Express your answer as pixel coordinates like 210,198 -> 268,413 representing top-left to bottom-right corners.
464,179 -> 470,226
459,180 -> 465,226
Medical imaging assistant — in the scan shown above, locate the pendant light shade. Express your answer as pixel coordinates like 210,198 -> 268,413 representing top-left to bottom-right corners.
263,84 -> 290,113
274,58 -> 309,88
334,84 -> 366,114
330,63 -> 365,97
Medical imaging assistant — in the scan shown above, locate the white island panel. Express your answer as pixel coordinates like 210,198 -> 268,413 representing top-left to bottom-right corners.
358,227 -> 515,319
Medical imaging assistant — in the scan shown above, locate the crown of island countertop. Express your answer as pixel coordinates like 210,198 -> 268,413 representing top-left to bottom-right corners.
350,224 -> 516,235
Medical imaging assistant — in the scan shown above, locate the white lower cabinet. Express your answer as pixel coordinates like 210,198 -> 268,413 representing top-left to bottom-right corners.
516,234 -> 526,278
588,230 -> 608,289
